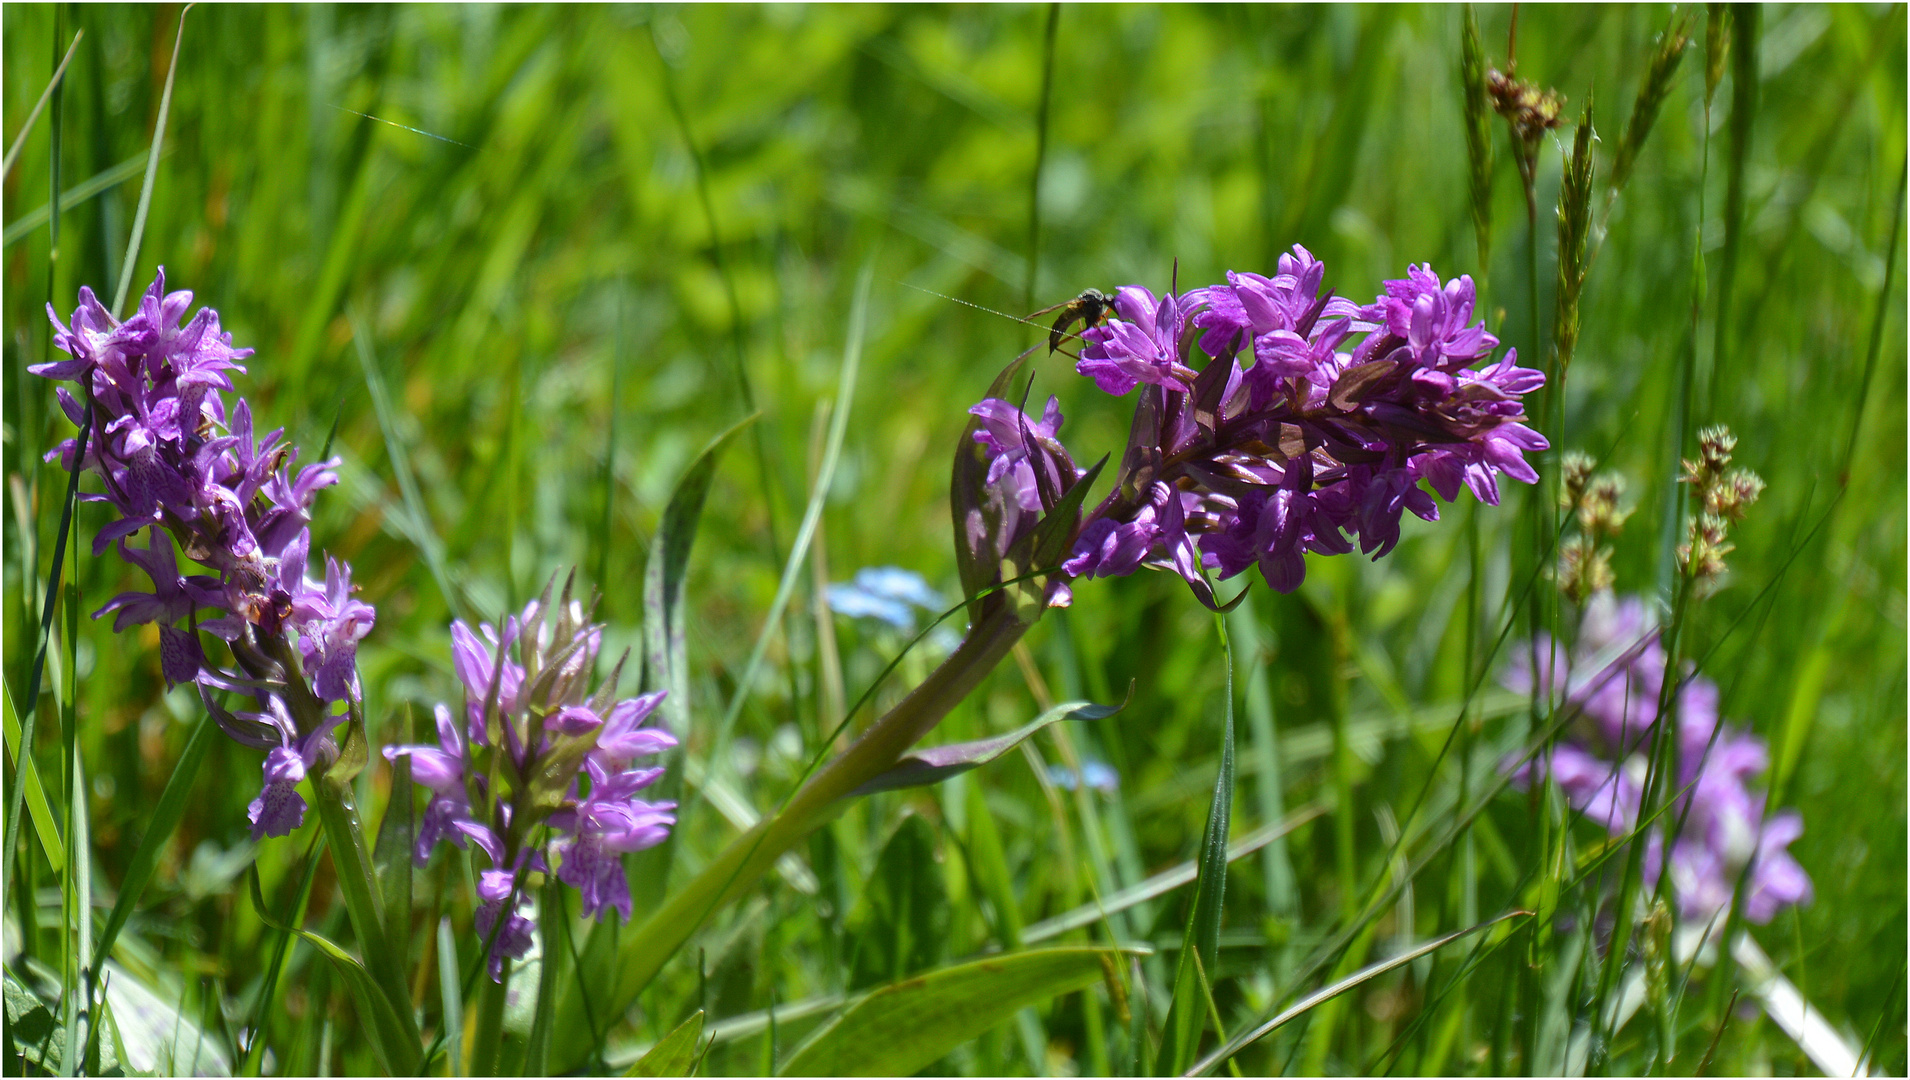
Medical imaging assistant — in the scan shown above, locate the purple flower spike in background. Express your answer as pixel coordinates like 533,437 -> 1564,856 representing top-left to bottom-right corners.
1506,593 -> 1812,928
33,271 -> 369,840
974,247 -> 1547,607
385,574 -> 677,979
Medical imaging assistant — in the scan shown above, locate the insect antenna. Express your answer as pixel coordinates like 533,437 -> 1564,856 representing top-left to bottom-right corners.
898,281 -> 1104,358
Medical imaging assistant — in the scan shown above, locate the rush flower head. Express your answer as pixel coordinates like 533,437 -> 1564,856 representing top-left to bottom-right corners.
968,248 -> 1547,607
34,271 -> 370,841
385,573 -> 678,979
1676,424 -> 1763,590
1504,594 -> 1811,927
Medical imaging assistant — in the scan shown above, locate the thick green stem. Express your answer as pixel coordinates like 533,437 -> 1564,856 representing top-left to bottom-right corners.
552,602 -> 1031,1068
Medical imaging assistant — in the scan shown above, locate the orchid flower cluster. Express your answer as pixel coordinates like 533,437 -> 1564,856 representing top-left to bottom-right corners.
385,578 -> 677,978
967,248 -> 1548,606
33,271 -> 371,841
1505,593 -> 1812,926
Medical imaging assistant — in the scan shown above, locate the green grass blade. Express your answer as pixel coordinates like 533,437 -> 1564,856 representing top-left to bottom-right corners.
522,876 -> 564,1077
242,831 -> 327,1077
779,947 -> 1143,1077
3,393 -> 90,906
109,6 -> 187,317
1154,615 -> 1236,1076
1186,911 -> 1533,1077
2,679 -> 63,868
309,776 -> 422,1068
436,917 -> 464,1077
596,280 -> 629,598
702,261 -> 872,793
1021,806 -> 1326,947
626,1009 -> 705,1077
62,736 -> 92,1077
0,28 -> 81,179
350,311 -> 465,621
91,708 -> 215,968
644,411 -> 761,735
2,149 -> 154,248
249,865 -> 420,1076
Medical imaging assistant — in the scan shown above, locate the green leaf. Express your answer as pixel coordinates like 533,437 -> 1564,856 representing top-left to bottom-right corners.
247,866 -> 421,1076
244,830 -> 326,1078
626,1010 -> 705,1077
1155,615 -> 1236,1076
779,947 -> 1140,1077
851,698 -> 1123,796
308,778 -> 422,1072
845,815 -> 948,991
1024,454 -> 1107,575
523,876 -> 565,1076
644,411 -> 758,737
1185,910 -> 1532,1076
372,751 -> 415,973
1,680 -> 63,868
6,968 -> 65,1069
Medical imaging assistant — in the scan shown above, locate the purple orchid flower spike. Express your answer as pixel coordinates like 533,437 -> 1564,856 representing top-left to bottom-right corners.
966,249 -> 1548,610
34,270 -> 373,843
386,573 -> 678,980
1505,594 -> 1813,928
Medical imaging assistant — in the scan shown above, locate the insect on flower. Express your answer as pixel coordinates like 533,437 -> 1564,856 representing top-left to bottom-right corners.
1034,287 -> 1118,354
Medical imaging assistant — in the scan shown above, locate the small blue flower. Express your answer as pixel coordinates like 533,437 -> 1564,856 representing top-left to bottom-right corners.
1047,760 -> 1120,793
827,567 -> 945,632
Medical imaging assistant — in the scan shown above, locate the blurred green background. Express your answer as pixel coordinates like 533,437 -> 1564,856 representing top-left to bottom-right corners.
3,4 -> 1904,1075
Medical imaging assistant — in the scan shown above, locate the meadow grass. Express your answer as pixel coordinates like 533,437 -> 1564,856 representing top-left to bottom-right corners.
2,5 -> 1904,1075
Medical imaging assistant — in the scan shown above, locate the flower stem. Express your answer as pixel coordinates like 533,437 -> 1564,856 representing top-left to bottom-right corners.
553,601 -> 1031,1069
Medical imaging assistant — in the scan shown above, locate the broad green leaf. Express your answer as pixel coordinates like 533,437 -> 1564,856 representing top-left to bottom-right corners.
247,867 -> 420,1076
779,947 -> 1139,1077
7,968 -> 65,1069
850,698 -> 1122,796
1156,615 -> 1236,1076
963,776 -> 1023,949
626,1010 -> 705,1077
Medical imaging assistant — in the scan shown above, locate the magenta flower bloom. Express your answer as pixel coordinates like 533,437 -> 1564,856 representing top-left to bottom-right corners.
34,271 -> 370,840
1076,286 -> 1198,395
971,247 -> 1547,604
